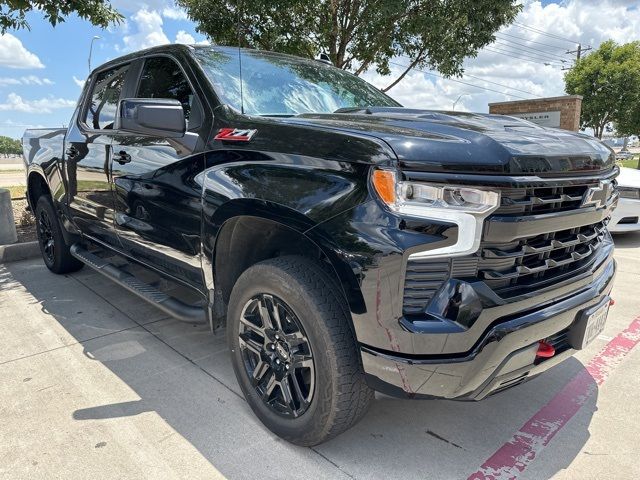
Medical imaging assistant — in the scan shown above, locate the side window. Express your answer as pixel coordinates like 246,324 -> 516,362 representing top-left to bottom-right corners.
137,57 -> 194,121
85,64 -> 129,130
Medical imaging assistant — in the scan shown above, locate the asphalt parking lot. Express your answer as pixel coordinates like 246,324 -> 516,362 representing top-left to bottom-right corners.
1,234 -> 640,480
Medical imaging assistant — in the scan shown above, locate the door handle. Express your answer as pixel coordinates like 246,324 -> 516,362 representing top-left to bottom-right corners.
65,146 -> 79,159
113,150 -> 132,165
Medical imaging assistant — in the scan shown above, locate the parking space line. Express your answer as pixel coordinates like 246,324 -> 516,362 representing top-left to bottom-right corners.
467,315 -> 640,480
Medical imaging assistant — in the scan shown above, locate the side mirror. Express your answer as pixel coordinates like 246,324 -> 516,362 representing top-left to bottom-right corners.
115,98 -> 186,138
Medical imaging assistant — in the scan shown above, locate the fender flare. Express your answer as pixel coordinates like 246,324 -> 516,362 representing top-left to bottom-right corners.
203,197 -> 366,320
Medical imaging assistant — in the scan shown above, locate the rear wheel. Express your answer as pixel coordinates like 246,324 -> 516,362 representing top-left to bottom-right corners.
227,256 -> 373,446
35,196 -> 83,274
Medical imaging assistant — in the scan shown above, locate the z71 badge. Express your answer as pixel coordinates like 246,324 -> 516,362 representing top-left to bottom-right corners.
214,128 -> 257,142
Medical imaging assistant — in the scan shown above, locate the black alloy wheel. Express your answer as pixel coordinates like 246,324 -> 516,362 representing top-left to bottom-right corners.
34,196 -> 83,274
227,256 -> 373,446
37,208 -> 55,264
238,293 -> 315,418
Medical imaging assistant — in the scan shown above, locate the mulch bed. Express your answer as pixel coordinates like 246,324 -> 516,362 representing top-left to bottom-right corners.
11,198 -> 37,243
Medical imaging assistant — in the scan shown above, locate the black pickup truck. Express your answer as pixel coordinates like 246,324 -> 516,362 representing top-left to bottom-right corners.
22,44 -> 618,446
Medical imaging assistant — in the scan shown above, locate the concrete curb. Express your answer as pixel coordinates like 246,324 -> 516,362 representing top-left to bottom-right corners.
0,241 -> 40,264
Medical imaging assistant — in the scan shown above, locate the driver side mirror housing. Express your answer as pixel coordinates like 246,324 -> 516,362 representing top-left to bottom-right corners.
115,98 -> 186,138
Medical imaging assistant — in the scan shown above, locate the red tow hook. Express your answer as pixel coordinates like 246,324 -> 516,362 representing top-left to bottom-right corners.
536,340 -> 556,359
610,298 -> 615,306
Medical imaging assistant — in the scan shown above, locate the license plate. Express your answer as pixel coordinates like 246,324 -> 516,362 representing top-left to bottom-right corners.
569,300 -> 609,350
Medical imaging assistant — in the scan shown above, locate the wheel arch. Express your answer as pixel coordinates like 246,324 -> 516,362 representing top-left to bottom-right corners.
206,199 -> 366,330
26,169 -> 51,211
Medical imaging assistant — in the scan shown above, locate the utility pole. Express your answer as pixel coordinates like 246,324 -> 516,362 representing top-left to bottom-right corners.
567,43 -> 592,61
562,43 -> 592,71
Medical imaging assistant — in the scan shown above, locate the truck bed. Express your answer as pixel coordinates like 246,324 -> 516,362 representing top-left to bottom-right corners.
22,128 -> 66,168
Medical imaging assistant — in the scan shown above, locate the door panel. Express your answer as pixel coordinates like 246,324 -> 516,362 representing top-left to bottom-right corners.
65,63 -> 130,246
111,55 -> 207,289
111,137 -> 204,287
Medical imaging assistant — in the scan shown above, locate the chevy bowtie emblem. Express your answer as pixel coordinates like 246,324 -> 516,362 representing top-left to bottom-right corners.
214,128 -> 257,142
581,180 -> 612,209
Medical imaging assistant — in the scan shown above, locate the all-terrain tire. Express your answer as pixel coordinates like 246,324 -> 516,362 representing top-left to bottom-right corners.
227,255 -> 374,446
34,196 -> 83,274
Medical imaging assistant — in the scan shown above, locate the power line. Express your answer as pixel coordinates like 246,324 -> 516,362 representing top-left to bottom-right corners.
462,72 -> 542,97
512,21 -> 581,45
496,31 -> 569,51
488,44 -> 567,65
483,46 -> 567,67
388,60 -> 530,100
493,38 -> 570,62
398,55 -> 542,97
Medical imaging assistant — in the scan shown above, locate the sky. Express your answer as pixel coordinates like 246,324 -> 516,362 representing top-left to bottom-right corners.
0,0 -> 639,139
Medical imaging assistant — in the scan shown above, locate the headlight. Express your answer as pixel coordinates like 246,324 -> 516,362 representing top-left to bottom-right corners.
371,169 -> 500,259
618,187 -> 640,200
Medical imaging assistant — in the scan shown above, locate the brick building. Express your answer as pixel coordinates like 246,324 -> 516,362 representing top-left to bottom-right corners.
488,95 -> 582,132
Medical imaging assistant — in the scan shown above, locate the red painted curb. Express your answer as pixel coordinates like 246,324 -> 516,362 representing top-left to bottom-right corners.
467,316 -> 640,480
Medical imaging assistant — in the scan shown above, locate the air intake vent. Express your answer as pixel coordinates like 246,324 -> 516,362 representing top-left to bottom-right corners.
402,259 -> 450,315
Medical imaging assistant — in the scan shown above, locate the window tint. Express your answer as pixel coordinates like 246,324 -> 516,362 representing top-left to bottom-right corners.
137,57 -> 194,120
85,64 -> 129,130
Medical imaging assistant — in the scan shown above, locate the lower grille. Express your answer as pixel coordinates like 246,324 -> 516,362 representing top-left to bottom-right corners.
545,328 -> 571,354
478,222 -> 606,296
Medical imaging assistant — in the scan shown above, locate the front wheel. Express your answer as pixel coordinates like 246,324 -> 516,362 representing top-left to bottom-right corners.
227,256 -> 373,446
34,196 -> 83,274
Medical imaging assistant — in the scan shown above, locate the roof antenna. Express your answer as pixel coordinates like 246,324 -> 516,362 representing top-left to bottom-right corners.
237,0 -> 245,115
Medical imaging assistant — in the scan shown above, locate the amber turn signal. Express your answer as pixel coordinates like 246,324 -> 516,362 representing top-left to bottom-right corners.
372,169 -> 396,205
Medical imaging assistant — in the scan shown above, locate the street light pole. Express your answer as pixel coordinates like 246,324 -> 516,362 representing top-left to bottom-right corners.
452,94 -> 469,111
88,36 -> 101,73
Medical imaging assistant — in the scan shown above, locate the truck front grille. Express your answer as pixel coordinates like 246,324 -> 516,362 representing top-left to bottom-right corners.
496,181 -> 609,216
478,222 -> 607,296
401,171 -> 617,313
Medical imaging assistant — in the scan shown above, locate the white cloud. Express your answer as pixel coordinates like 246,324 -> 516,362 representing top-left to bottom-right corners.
120,9 -> 170,52
163,7 -> 189,20
175,30 -> 195,44
175,30 -> 209,45
0,93 -> 76,113
0,78 -> 21,87
0,34 -> 45,69
72,76 -> 86,88
0,75 -> 54,87
366,0 -> 640,114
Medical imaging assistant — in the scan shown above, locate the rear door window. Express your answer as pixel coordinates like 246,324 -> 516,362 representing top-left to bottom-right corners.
85,64 -> 129,130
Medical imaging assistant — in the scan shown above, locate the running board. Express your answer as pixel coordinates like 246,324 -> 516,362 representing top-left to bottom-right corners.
70,244 -> 207,324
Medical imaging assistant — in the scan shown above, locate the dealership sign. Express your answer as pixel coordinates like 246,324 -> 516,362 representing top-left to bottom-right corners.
510,111 -> 561,128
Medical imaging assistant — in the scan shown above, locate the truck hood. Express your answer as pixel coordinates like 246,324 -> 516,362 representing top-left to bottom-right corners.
282,108 -> 615,175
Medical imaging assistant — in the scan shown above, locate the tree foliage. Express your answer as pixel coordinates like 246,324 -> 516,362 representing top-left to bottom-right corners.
0,0 -> 122,33
0,135 -> 21,155
565,40 -> 640,139
176,0 -> 521,91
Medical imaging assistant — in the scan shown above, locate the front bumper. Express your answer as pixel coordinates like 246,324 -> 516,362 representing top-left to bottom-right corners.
361,256 -> 615,399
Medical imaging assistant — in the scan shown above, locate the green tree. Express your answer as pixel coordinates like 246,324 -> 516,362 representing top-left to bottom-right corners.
1,0 -> 122,33
0,135 -> 22,156
565,40 -> 640,139
176,0 -> 521,91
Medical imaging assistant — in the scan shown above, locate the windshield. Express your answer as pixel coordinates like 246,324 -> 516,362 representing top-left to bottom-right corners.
193,47 -> 400,116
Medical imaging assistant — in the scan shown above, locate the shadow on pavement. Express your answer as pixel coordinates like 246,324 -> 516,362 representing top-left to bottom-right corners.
3,260 -> 597,479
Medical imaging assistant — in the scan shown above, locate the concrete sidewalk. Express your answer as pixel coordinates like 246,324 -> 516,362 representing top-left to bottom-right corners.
1,234 -> 640,479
